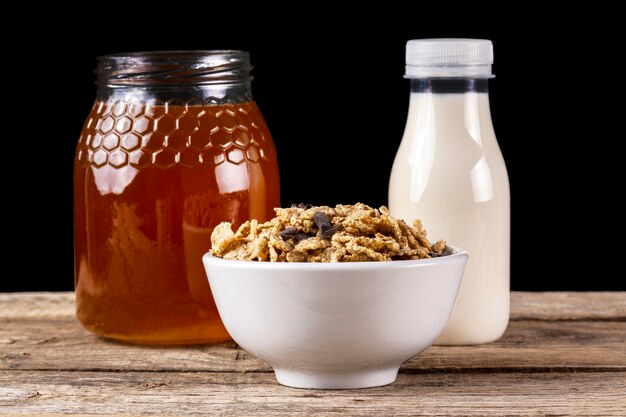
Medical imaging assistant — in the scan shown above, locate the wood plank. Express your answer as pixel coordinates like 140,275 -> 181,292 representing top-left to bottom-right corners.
1,370 -> 625,416
0,293 -> 74,319
1,293 -> 625,416
1,316 -> 624,372
511,291 -> 626,321
2,291 -> 626,321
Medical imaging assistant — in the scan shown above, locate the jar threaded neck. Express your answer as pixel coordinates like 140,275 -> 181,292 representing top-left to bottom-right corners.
96,50 -> 252,87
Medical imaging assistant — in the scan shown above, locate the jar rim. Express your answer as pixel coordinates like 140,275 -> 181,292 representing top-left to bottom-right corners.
97,50 -> 248,60
96,50 -> 252,87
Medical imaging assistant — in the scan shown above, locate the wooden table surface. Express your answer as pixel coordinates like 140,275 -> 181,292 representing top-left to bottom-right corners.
1,292 -> 625,416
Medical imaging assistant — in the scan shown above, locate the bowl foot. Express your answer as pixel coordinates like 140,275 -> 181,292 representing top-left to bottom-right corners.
273,366 -> 400,389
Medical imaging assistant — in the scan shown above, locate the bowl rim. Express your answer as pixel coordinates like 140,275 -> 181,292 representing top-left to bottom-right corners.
203,245 -> 468,270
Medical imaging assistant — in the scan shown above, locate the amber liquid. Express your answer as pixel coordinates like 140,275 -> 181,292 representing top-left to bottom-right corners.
74,100 -> 280,344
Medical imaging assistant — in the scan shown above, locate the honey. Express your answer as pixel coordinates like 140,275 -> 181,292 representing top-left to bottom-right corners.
73,51 -> 280,344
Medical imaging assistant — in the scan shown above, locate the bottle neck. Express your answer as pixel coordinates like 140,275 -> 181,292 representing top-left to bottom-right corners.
410,78 -> 489,94
405,78 -> 495,146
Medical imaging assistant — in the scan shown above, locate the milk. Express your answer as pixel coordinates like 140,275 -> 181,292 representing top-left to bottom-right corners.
389,89 -> 509,344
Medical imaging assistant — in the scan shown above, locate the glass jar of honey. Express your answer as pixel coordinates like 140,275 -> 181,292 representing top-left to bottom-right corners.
74,51 -> 280,344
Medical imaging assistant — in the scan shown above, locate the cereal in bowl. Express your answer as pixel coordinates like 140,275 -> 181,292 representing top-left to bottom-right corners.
210,203 -> 446,262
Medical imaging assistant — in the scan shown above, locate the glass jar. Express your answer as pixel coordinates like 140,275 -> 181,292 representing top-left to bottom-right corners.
74,51 -> 280,344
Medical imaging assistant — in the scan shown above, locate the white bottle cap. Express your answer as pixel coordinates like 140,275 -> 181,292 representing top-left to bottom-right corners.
405,39 -> 494,78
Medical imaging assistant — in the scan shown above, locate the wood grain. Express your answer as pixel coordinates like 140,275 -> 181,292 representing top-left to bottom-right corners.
0,292 -> 74,319
3,291 -> 625,320
1,370 -> 625,416
1,292 -> 625,416
1,318 -> 625,372
510,291 -> 626,321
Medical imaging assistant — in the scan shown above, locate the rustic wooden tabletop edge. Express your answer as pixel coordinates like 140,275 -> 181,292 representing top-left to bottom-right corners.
4,366 -> 625,374
3,291 -> 625,322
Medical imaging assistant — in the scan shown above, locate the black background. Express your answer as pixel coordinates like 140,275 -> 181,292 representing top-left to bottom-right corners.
3,15 -> 619,292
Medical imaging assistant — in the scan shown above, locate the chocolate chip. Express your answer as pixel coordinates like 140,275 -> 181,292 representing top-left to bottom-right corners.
313,212 -> 332,229
280,227 -> 314,243
279,227 -> 298,239
281,212 -> 341,242
314,212 -> 342,239
319,225 -> 343,239
294,233 -> 311,243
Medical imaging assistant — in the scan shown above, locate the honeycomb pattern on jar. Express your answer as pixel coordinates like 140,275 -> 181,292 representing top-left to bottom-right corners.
75,99 -> 272,169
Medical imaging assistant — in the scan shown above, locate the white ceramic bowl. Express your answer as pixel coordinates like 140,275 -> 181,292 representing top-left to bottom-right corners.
203,246 -> 468,389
